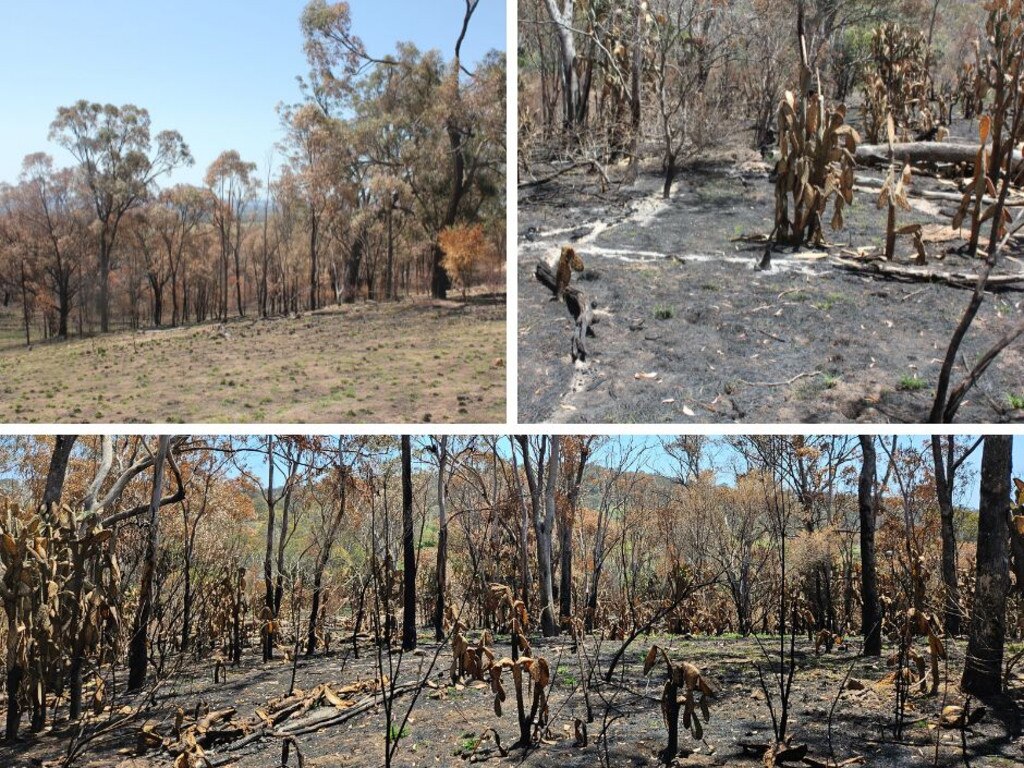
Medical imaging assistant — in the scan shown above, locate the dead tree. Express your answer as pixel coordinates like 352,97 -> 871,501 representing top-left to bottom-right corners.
961,435 -> 1012,697
401,435 -> 417,652
128,436 -> 172,691
535,260 -> 597,362
857,435 -> 882,656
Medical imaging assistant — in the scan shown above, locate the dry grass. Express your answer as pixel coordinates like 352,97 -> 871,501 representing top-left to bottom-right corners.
0,298 -> 506,424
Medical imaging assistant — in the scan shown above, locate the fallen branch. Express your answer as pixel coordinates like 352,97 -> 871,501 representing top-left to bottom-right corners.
738,371 -> 823,388
941,316 -> 1024,420
855,142 -> 1024,172
519,159 -> 611,189
535,260 -> 598,362
853,182 -> 1024,207
831,257 -> 1024,289
275,681 -> 420,737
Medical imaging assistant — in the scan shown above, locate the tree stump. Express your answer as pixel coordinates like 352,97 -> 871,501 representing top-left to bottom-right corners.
535,260 -> 597,362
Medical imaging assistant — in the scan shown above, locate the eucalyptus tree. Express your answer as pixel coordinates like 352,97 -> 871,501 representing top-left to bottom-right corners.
157,185 -> 208,327
205,150 -> 258,320
49,101 -> 191,332
12,154 -> 86,338
301,0 -> 501,300
279,103 -> 342,310
962,434 -> 1013,696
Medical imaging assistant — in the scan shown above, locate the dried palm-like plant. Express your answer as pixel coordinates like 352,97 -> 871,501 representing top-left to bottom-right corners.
861,23 -> 930,144
643,645 -> 714,764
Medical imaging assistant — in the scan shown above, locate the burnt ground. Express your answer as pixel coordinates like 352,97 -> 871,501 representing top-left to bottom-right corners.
2,633 -> 1021,768
518,127 -> 1024,424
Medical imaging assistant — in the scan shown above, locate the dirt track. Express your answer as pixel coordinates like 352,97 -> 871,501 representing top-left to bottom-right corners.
518,151 -> 1024,425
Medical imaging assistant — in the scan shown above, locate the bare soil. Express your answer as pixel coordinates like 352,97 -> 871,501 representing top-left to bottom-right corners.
518,130 -> 1024,425
2,633 -> 1020,767
0,296 -> 506,424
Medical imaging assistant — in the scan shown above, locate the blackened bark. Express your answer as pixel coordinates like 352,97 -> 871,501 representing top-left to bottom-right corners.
401,436 -> 417,651
932,435 -> 962,635
962,435 -> 1012,697
42,436 -> 76,515
432,437 -> 449,640
127,436 -> 170,691
857,435 -> 881,656
263,437 -> 276,662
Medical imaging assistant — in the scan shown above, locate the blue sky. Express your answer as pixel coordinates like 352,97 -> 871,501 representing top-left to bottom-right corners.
0,0 -> 506,186
0,435 -> 1018,512
222,434 -> 1020,511
608,435 -> 1024,511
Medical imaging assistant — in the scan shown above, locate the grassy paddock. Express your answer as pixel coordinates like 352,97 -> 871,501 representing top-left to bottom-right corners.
0,298 -> 505,424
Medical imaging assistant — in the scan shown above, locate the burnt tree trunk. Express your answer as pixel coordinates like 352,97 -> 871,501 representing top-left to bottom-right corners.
401,436 -> 417,651
42,436 -> 76,514
535,261 -> 597,362
127,436 -> 170,691
432,436 -> 449,641
858,435 -> 882,656
932,435 -> 963,636
660,678 -> 681,764
962,435 -> 1012,697
538,437 -> 559,637
263,437 -> 276,662
307,471 -> 347,656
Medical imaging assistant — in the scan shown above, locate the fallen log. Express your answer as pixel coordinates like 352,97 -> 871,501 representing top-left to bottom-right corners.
832,257 -> 1024,289
853,182 -> 1024,207
572,300 -> 596,363
535,260 -> 598,362
855,142 -> 1024,173
276,681 -> 420,737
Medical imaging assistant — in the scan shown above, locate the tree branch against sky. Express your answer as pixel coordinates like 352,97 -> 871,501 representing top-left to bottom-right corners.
0,0 -> 506,187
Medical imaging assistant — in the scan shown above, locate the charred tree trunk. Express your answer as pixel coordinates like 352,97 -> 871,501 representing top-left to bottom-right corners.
660,677 -> 681,764
42,436 -> 76,515
663,152 -> 677,199
538,437 -> 559,637
127,436 -> 170,691
558,507 -> 573,624
307,470 -> 347,656
858,435 -> 882,656
309,210 -> 319,311
263,437 -> 276,662
962,435 -> 1012,697
231,567 -> 244,664
932,435 -> 963,636
625,0 -> 643,183
535,260 -> 598,362
343,235 -> 363,304
559,441 -> 587,623
181,538 -> 193,653
4,663 -> 23,742
274,470 -> 296,618
401,436 -> 417,651
306,571 -> 324,657
432,437 -> 449,641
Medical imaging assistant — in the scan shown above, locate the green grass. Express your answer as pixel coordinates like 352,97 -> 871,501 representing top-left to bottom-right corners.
823,374 -> 840,390
1009,393 -> 1024,410
812,292 -> 845,312
653,305 -> 674,320
556,665 -> 578,688
897,373 -> 927,392
388,724 -> 410,742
